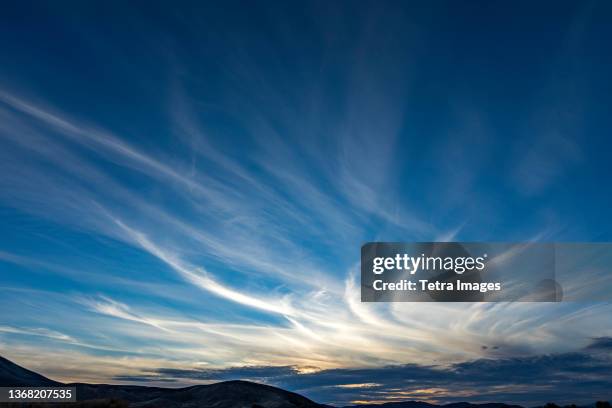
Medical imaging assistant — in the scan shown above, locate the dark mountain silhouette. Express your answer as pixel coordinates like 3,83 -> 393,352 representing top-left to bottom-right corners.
0,355 -> 319,407
342,403 -> 524,408
0,355 -> 608,408
0,355 -> 60,387
72,380 -> 321,408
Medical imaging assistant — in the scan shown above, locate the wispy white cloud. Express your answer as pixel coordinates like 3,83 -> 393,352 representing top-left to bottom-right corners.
0,87 -> 611,387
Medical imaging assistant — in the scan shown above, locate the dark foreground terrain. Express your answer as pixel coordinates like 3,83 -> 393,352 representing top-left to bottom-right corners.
2,355 -> 317,408
1,355 -> 609,408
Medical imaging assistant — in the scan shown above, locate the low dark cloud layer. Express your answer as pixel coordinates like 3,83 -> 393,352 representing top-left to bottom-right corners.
116,338 -> 612,406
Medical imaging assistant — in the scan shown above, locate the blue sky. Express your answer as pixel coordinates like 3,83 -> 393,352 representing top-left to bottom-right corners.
0,1 -> 611,405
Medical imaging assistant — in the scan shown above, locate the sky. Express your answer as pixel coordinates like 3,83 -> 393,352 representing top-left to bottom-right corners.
0,0 -> 612,406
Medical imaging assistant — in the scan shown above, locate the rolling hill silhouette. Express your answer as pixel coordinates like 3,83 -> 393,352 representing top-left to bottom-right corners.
0,355 -> 605,408
1,355 -> 319,407
0,355 -> 60,387
343,403 -> 523,408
